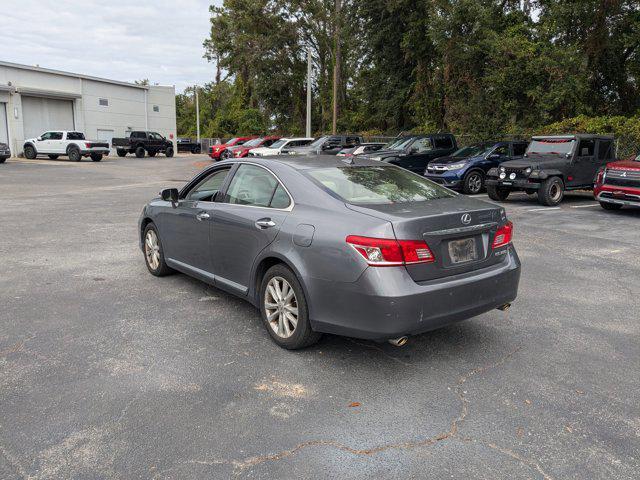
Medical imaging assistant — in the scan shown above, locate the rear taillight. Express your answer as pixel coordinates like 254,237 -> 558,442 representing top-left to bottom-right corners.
85,142 -> 92,148
492,221 -> 513,249
346,235 -> 435,266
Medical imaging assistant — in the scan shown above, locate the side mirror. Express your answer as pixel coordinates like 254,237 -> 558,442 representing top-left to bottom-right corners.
409,146 -> 419,154
160,188 -> 179,205
321,143 -> 332,150
37,136 -> 43,141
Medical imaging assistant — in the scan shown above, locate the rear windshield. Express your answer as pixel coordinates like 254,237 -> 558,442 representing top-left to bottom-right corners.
527,138 -> 575,155
306,165 -> 455,204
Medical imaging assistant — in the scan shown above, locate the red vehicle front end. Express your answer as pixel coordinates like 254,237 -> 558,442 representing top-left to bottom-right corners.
209,136 -> 256,160
229,136 -> 282,158
594,153 -> 640,210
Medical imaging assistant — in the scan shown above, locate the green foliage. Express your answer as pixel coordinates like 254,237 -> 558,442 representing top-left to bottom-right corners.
177,0 -> 640,138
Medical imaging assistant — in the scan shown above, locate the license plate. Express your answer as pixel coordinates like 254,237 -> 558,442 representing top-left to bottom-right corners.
448,238 -> 477,264
502,181 -> 512,185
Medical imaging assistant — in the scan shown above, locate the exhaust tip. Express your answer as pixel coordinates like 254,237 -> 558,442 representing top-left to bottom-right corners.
388,336 -> 409,347
497,303 -> 511,312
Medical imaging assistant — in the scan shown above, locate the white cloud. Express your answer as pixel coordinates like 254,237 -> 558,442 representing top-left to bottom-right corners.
0,0 -> 221,92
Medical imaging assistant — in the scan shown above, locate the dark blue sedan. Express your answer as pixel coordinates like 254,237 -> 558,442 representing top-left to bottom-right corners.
424,141 -> 529,194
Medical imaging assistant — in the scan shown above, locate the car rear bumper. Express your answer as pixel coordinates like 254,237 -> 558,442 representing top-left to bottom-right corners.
0,149 -> 10,157
306,248 -> 521,340
80,149 -> 109,156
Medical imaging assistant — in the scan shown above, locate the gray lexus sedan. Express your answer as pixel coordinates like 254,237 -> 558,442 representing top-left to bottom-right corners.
139,156 -> 520,349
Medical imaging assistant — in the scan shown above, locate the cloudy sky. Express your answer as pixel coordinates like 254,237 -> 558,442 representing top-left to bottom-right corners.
1,0 -> 222,92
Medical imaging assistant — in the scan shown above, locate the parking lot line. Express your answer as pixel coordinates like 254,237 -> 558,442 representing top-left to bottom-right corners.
570,204 -> 600,208
525,207 -> 561,212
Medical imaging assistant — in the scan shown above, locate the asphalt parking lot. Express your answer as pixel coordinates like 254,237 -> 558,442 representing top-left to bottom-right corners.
1,154 -> 638,479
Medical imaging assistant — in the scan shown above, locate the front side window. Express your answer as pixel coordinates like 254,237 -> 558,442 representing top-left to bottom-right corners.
150,132 -> 163,140
225,164 -> 290,208
40,132 -> 53,140
410,137 -> 432,153
187,168 -> 230,202
270,139 -> 287,149
50,132 -> 63,140
493,145 -> 509,156
577,139 -> 595,157
306,165 -> 455,205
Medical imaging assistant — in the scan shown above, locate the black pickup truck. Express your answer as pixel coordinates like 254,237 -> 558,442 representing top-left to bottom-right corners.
113,131 -> 174,158
177,138 -> 202,154
360,133 -> 458,175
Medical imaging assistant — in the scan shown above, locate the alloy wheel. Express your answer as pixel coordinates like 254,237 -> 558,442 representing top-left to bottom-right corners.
468,173 -> 482,193
264,276 -> 298,338
550,183 -> 562,202
145,229 -> 161,270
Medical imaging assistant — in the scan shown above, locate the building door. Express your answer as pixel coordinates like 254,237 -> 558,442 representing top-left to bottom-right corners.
22,96 -> 74,140
97,129 -> 115,153
0,103 -> 9,146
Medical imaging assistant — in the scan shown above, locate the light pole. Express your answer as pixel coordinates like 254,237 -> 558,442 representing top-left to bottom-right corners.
306,47 -> 312,138
194,85 -> 200,143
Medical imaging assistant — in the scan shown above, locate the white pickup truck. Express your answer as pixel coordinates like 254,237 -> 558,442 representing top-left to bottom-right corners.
23,131 -> 110,162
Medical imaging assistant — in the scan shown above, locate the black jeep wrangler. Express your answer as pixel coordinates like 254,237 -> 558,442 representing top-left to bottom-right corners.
485,134 -> 615,206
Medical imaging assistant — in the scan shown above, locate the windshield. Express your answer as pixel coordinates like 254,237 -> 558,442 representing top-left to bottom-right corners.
243,138 -> 263,147
527,138 -> 575,155
226,137 -> 240,145
269,139 -> 287,149
309,136 -> 329,148
306,165 -> 455,205
390,137 -> 415,151
452,143 -> 493,158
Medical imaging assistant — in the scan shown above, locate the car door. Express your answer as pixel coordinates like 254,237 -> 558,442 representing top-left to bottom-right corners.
572,138 -> 596,186
159,166 -> 232,278
401,137 -> 433,174
211,163 -> 292,294
36,132 -> 54,153
50,132 -> 65,154
487,144 -> 510,170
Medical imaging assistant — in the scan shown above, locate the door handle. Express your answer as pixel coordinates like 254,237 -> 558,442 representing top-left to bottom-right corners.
196,211 -> 210,221
255,218 -> 276,229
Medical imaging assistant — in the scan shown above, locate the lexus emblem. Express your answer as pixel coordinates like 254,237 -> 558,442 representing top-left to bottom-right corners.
461,213 -> 472,225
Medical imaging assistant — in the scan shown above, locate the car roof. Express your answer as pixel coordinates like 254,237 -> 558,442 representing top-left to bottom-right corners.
531,134 -> 614,140
217,155 -> 383,171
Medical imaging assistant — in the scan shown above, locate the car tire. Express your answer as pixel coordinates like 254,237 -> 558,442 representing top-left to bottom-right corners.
116,149 -> 127,157
487,185 -> 510,201
260,264 -> 321,350
220,149 -> 232,160
91,153 -> 103,162
165,147 -> 174,158
537,177 -> 564,206
142,223 -> 173,277
462,170 -> 484,195
135,146 -> 146,158
48,154 -> 59,160
24,145 -> 37,159
148,150 -> 157,157
599,201 -> 623,210
68,147 -> 81,162
0,157 -> 6,164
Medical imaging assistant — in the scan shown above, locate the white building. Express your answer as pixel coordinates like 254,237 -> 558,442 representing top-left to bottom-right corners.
0,60 -> 176,156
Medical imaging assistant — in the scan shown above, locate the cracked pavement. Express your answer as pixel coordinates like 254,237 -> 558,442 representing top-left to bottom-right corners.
0,155 -> 639,479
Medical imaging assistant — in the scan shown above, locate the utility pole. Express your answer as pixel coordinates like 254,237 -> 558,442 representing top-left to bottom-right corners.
306,47 -> 312,138
332,0 -> 341,135
195,85 -> 200,143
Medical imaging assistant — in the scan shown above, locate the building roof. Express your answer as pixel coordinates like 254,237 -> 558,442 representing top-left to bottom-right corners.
0,60 -> 171,90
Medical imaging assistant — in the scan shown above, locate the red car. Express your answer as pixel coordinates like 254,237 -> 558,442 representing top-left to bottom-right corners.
209,136 -> 256,160
594,152 -> 640,210
227,136 -> 282,158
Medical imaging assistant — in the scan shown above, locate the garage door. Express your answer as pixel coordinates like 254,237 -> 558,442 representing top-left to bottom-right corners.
0,103 -> 8,145
22,96 -> 74,140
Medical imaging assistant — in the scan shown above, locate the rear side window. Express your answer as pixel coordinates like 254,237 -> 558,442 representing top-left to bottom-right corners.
225,164 -> 290,208
307,165 -> 455,205
67,132 -> 85,140
512,143 -> 527,156
131,132 -> 146,139
50,132 -> 63,140
597,140 -> 613,160
433,136 -> 453,149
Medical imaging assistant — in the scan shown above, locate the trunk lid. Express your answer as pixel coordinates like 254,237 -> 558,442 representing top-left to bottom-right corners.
347,196 -> 507,282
